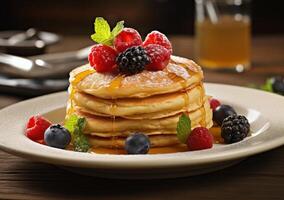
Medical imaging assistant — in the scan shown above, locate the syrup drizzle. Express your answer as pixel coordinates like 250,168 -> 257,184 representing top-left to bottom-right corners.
91,145 -> 188,155
67,67 -> 95,116
107,75 -> 124,153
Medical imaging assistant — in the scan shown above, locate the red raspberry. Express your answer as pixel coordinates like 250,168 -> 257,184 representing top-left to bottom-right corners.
114,28 -> 143,53
143,31 -> 172,53
144,44 -> 171,71
26,115 -> 51,142
88,44 -> 118,73
209,98 -> 221,111
187,127 -> 213,151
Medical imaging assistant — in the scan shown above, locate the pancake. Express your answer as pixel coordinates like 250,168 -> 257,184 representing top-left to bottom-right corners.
66,98 -> 213,137
71,84 -> 205,119
66,54 -> 213,150
69,55 -> 203,99
88,134 -> 180,148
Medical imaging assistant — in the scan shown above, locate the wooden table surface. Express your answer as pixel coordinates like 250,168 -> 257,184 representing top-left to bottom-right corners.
0,35 -> 284,200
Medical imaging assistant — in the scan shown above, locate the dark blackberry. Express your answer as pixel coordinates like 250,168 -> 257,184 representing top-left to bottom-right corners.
116,46 -> 150,75
271,76 -> 284,95
221,115 -> 250,144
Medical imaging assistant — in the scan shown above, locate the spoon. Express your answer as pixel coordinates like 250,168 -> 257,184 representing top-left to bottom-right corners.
0,45 -> 92,78
8,28 -> 41,45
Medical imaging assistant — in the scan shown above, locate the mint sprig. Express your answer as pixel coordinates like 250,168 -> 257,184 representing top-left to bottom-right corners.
260,78 -> 273,92
91,17 -> 124,46
176,113 -> 191,143
65,114 -> 90,152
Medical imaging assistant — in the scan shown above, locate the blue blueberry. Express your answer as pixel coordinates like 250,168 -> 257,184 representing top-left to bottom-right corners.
44,124 -> 71,149
213,105 -> 237,125
125,133 -> 150,154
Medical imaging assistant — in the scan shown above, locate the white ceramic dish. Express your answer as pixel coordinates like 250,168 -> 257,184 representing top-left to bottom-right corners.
0,83 -> 283,179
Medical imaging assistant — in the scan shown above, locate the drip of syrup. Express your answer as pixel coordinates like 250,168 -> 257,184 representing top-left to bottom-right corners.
91,145 -> 188,155
106,75 -> 124,154
67,68 -> 95,116
209,126 -> 224,144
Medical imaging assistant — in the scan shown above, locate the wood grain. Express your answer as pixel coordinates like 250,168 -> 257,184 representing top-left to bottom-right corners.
0,35 -> 284,200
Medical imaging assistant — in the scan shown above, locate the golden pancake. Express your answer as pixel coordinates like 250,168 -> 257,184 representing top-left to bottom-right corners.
66,99 -> 213,137
88,134 -> 180,148
69,56 -> 203,99
71,84 -> 205,119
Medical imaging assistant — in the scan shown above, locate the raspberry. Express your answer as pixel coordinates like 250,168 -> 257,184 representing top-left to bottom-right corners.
114,28 -> 143,53
143,31 -> 172,53
88,44 -> 118,73
209,98 -> 221,111
187,127 -> 213,151
144,44 -> 171,71
221,115 -> 250,144
116,46 -> 150,75
26,115 -> 51,141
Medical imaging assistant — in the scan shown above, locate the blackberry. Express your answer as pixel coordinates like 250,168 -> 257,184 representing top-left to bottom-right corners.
221,115 -> 250,144
271,76 -> 284,95
116,46 -> 150,75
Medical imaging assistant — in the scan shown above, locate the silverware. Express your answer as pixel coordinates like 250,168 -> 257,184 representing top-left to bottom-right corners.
0,45 -> 91,78
0,75 -> 68,96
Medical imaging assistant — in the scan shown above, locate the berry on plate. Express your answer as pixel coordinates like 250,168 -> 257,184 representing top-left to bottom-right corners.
221,115 -> 250,144
213,105 -> 237,125
271,76 -> 284,95
187,127 -> 213,151
143,31 -> 172,53
116,46 -> 150,75
88,44 -> 118,73
145,44 -> 171,71
125,132 -> 150,154
44,124 -> 71,149
209,98 -> 221,111
26,115 -> 51,141
114,28 -> 143,53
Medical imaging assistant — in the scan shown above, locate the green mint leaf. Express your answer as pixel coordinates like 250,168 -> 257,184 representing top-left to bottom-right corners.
77,117 -> 86,132
260,78 -> 273,92
73,135 -> 90,152
91,17 -> 111,45
111,20 -> 124,38
64,115 -> 90,152
64,114 -> 79,134
95,17 -> 111,38
176,113 -> 191,143
91,17 -> 124,46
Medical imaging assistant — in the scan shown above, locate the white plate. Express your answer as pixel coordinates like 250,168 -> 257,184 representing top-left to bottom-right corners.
0,83 -> 284,179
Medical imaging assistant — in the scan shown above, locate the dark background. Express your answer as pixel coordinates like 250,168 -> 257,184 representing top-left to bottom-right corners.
1,0 -> 284,37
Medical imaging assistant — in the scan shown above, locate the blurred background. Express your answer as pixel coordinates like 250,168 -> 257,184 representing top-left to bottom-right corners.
1,0 -> 284,36
0,0 -> 284,100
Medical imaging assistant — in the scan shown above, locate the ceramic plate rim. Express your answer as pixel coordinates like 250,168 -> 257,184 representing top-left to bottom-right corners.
0,83 -> 284,169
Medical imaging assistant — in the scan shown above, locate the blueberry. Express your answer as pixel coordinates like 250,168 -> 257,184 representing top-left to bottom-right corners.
213,105 -> 237,126
271,76 -> 284,95
125,133 -> 150,154
44,124 -> 71,149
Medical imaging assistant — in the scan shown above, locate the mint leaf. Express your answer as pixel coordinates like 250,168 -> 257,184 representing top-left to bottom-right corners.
260,78 -> 273,92
91,17 -> 124,46
64,115 -> 90,152
64,114 -> 79,134
176,113 -> 191,143
111,20 -> 124,38
73,135 -> 90,152
77,117 -> 86,132
95,17 -> 111,39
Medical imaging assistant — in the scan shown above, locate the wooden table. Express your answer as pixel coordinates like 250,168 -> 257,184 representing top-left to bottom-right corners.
1,35 -> 284,199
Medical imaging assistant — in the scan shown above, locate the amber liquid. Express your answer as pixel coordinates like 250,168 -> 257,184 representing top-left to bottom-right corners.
195,16 -> 251,70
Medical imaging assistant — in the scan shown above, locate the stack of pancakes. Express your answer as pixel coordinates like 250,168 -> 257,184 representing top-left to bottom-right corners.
66,55 -> 213,149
